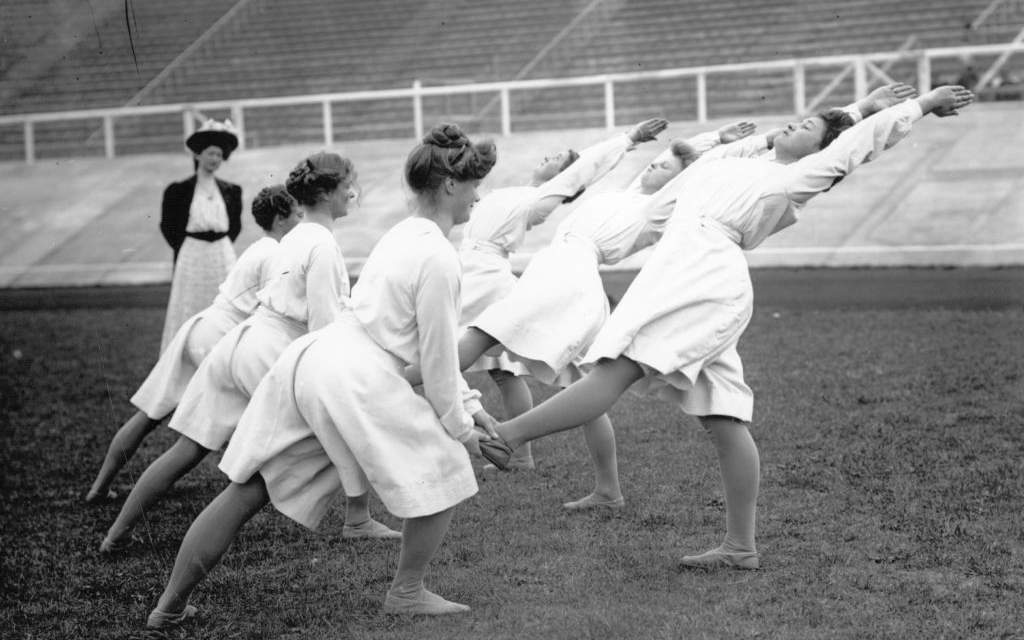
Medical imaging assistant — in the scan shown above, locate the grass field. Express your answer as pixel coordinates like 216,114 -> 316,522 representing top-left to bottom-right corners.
2,291 -> 1023,639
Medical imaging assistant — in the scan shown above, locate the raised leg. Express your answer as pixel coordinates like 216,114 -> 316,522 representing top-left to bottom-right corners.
498,356 -> 644,449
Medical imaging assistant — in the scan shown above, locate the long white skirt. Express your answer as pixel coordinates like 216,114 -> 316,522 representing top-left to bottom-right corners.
458,248 -> 528,375
471,238 -> 608,386
160,236 -> 236,352
168,309 -> 305,450
131,299 -> 247,420
220,313 -> 478,527
584,217 -> 754,421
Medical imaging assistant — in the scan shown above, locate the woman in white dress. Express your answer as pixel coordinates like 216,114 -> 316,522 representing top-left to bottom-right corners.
86,186 -> 300,504
460,117 -> 668,469
479,85 -> 975,569
102,152 -> 399,552
145,123 -> 497,631
407,120 -> 757,510
159,120 -> 244,352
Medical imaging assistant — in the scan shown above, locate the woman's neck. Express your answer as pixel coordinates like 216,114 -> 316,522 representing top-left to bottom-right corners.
412,205 -> 455,237
196,169 -> 216,182
303,208 -> 335,230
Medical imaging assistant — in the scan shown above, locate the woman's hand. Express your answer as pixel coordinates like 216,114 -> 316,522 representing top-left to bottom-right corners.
917,85 -> 975,117
472,409 -> 499,439
717,121 -> 756,143
857,82 -> 918,117
627,118 -> 669,144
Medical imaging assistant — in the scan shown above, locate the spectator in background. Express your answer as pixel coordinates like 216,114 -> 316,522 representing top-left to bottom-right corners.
159,119 -> 243,352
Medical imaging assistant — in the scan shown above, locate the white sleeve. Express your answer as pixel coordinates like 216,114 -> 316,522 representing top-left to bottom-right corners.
697,134 -> 770,162
415,251 -> 475,442
785,100 -> 923,206
305,243 -> 348,332
685,130 -> 722,154
524,133 -> 635,229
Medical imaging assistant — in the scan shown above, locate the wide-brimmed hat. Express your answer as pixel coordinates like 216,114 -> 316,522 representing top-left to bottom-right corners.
186,119 -> 239,158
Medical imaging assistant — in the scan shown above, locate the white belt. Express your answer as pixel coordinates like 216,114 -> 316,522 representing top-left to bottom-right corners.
461,238 -> 510,259
700,217 -> 742,245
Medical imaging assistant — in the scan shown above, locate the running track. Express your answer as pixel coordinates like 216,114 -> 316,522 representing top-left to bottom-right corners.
2,268 -> 1021,312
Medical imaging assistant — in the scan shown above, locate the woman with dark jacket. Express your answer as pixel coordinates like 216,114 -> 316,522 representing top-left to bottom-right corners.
159,119 -> 243,351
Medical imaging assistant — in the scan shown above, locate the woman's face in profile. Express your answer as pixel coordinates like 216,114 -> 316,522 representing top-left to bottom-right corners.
195,146 -> 224,174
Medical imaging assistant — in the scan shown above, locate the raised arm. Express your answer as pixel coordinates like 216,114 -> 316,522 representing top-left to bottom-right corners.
785,85 -> 974,205
627,120 -> 757,190
523,118 -> 668,228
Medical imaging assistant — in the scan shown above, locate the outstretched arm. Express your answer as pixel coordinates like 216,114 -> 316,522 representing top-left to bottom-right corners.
786,85 -> 975,205
626,120 -> 758,191
523,118 -> 668,228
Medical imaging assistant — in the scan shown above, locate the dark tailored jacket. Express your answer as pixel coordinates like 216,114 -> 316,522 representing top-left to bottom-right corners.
160,175 -> 243,262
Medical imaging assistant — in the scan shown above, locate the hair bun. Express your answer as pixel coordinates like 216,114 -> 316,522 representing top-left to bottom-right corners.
422,123 -> 469,149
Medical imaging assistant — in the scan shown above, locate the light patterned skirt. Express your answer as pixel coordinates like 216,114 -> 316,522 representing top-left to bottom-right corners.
168,309 -> 305,451
131,299 -> 247,420
160,236 -> 236,352
220,312 -> 478,527
584,217 -> 754,421
459,248 -> 529,376
471,238 -> 608,386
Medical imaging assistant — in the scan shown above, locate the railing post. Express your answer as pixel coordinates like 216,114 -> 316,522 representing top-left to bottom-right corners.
696,72 -> 707,123
412,80 -> 424,140
103,115 -> 115,159
322,99 -> 333,146
24,121 -> 35,164
793,62 -> 806,115
604,80 -> 615,130
917,53 -> 932,93
231,105 -> 245,151
500,87 -> 511,136
182,109 -> 195,142
853,57 -> 868,99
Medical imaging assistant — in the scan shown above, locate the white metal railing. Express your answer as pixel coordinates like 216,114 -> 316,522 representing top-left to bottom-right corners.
2,41 -> 1023,164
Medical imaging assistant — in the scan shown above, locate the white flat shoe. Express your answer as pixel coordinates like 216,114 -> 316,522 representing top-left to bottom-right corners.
342,518 -> 402,540
562,494 -> 625,511
383,589 -> 470,615
146,604 -> 197,629
680,547 -> 760,570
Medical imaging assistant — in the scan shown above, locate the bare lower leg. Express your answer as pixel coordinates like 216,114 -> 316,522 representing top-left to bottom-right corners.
700,416 -> 759,553
155,476 -> 270,614
388,508 -> 455,598
87,411 -> 162,500
578,413 -> 622,502
405,328 -> 498,387
499,356 -> 644,449
489,370 -> 534,466
104,436 -> 210,544
344,491 -> 371,525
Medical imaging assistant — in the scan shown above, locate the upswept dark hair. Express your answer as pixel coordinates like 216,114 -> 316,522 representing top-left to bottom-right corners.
669,139 -> 700,168
286,151 -> 356,206
559,149 -> 580,173
251,184 -> 297,231
405,123 -> 497,195
818,108 -> 856,150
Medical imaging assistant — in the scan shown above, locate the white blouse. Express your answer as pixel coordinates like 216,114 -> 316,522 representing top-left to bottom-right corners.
648,100 -> 924,250
256,223 -> 349,331
351,217 -> 482,442
185,181 -> 229,232
461,133 -> 637,255
214,236 -> 279,315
